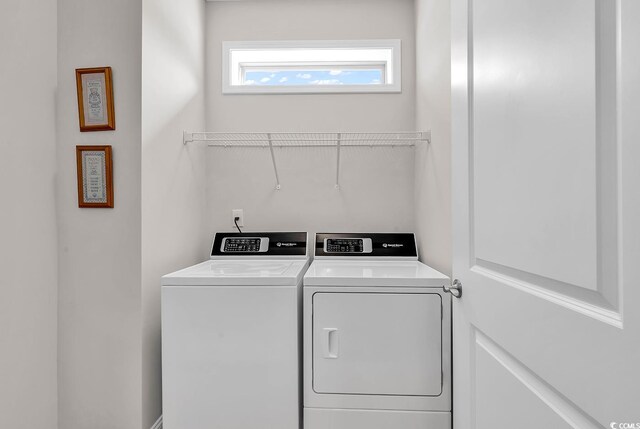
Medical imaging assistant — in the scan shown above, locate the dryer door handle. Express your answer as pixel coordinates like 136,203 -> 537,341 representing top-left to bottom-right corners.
323,328 -> 339,359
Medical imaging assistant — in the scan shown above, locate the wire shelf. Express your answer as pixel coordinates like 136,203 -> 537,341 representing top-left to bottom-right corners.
183,131 -> 430,146
182,131 -> 430,190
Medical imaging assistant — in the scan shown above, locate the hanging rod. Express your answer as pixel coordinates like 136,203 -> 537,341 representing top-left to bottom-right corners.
183,131 -> 431,146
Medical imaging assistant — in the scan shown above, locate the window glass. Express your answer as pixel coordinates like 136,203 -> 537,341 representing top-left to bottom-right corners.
222,40 -> 401,94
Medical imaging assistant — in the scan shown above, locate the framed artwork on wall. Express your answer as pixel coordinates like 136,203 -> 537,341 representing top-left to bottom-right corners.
76,145 -> 114,208
75,67 -> 115,131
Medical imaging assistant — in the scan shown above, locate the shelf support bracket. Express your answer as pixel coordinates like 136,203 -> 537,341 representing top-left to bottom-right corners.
267,133 -> 281,190
335,133 -> 341,190
422,131 -> 431,144
183,130 -> 193,145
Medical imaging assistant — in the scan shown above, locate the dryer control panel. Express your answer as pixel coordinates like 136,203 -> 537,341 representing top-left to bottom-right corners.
211,232 -> 308,258
324,238 -> 373,253
315,233 -> 418,259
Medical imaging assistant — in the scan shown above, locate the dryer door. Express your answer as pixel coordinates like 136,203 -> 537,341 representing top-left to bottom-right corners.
312,292 -> 442,396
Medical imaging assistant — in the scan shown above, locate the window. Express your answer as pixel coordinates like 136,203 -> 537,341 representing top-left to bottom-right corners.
222,40 -> 401,94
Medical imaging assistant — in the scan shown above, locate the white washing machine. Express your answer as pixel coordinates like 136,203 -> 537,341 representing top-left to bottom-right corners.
161,232 -> 310,429
303,233 -> 451,429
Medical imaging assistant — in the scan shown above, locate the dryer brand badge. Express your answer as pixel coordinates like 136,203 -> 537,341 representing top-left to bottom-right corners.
383,243 -> 403,248
277,242 -> 297,247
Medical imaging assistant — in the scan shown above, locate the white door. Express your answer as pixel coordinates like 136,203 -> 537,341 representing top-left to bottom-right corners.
451,0 -> 640,428
312,292 -> 442,396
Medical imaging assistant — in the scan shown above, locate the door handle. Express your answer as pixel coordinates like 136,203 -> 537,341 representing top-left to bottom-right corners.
444,279 -> 462,298
323,328 -> 339,359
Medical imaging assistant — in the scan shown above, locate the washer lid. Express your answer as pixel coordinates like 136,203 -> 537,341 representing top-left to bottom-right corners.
304,260 -> 449,287
162,259 -> 309,286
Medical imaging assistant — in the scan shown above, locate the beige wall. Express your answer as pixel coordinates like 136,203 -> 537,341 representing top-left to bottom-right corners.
205,0 -> 417,236
56,0 -> 143,428
414,0 -> 452,276
0,0 -> 58,427
141,0 -> 208,427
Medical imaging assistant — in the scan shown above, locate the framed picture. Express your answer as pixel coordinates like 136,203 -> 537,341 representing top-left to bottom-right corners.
75,67 -> 115,131
76,145 -> 114,208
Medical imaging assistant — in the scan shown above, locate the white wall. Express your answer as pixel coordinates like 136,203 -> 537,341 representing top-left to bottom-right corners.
56,0 -> 143,428
415,0 -> 452,275
0,0 -> 58,427
205,0 -> 417,235
141,0 -> 207,427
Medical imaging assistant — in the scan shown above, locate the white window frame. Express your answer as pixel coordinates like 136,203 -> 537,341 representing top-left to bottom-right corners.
222,39 -> 402,94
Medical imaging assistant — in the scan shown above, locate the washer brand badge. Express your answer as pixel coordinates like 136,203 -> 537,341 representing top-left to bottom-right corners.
277,242 -> 296,247
611,423 -> 640,429
383,243 -> 403,248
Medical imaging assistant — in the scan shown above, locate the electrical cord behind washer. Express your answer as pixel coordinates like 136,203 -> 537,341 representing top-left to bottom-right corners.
234,216 -> 242,233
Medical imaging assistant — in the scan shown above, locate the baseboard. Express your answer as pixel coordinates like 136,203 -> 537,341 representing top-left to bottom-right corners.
151,415 -> 162,429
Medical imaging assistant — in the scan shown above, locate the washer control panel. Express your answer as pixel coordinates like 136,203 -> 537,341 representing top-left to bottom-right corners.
324,238 -> 372,254
221,237 -> 269,253
211,232 -> 308,258
315,233 -> 418,258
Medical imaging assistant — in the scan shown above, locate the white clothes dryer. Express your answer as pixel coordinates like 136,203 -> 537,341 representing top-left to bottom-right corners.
162,232 -> 310,429
303,233 -> 451,429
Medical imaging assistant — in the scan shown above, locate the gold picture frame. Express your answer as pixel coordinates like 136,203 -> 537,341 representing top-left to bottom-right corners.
76,145 -> 114,208
75,67 -> 115,131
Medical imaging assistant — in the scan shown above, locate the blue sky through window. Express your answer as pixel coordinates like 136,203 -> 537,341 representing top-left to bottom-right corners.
243,69 -> 383,86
